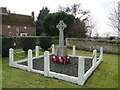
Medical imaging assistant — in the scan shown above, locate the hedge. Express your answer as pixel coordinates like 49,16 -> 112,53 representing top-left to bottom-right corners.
39,37 -> 52,50
20,37 -> 36,53
1,37 -> 14,57
13,36 -> 58,49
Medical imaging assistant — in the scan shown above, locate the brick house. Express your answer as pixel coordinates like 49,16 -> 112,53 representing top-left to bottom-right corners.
0,7 -> 36,37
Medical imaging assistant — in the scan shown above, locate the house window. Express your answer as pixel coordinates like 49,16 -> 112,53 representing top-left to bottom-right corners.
24,26 -> 27,30
16,28 -> 20,36
7,25 -> 11,29
16,28 -> 19,33
20,33 -> 28,36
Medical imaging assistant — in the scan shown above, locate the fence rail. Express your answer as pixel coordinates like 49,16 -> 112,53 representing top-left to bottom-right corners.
9,45 -> 103,85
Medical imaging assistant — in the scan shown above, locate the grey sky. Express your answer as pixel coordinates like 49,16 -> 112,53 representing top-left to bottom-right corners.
1,0 -> 119,36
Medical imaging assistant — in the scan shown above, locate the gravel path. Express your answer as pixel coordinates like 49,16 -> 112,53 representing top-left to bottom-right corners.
19,56 -> 92,77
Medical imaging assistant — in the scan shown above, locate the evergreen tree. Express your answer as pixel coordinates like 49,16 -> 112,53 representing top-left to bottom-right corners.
36,7 -> 50,36
42,12 -> 75,37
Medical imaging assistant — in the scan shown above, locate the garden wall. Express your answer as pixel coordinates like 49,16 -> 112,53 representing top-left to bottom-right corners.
66,38 -> 120,55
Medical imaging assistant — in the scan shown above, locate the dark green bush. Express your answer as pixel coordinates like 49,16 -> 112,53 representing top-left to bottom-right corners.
109,36 -> 115,40
10,36 -> 58,49
39,37 -> 52,50
1,37 -> 14,57
20,37 -> 36,53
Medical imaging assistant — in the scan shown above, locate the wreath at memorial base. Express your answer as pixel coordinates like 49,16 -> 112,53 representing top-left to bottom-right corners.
51,54 -> 70,64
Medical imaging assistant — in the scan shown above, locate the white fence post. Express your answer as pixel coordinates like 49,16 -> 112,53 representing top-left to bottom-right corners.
35,46 -> 39,58
100,47 -> 103,61
9,48 -> 14,66
73,45 -> 76,56
52,44 -> 55,54
66,38 -> 68,46
92,49 -> 97,67
44,51 -> 50,76
28,49 -> 33,72
78,56 -> 85,85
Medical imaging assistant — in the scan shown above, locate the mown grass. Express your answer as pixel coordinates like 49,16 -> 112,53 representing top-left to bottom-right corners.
2,49 -> 118,88
0,57 -> 2,89
14,49 -> 23,52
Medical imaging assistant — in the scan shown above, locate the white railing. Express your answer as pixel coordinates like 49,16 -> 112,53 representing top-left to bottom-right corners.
9,45 -> 103,85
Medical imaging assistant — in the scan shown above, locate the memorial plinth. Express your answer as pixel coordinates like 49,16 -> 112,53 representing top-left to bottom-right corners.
51,20 -> 70,64
56,46 -> 67,57
56,20 -> 67,57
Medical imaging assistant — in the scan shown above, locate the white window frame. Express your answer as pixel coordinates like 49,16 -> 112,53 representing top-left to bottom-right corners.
16,28 -> 20,33
7,25 -> 11,29
20,33 -> 28,36
24,26 -> 27,30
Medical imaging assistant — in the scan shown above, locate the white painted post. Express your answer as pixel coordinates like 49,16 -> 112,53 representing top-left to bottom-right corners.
52,44 -> 55,54
78,56 -> 85,85
28,49 -> 33,72
44,51 -> 50,76
66,38 -> 68,46
9,48 -> 14,66
35,46 -> 39,58
92,49 -> 97,67
73,45 -> 76,56
100,47 -> 103,61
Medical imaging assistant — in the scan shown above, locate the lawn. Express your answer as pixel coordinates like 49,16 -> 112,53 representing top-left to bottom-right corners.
0,58 -> 2,89
2,49 -> 119,88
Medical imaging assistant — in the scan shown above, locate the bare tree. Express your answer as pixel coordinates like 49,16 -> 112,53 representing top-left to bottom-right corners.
108,1 -> 120,36
103,32 -> 111,38
86,16 -> 97,38
58,3 -> 97,38
93,30 -> 100,38
57,3 -> 90,21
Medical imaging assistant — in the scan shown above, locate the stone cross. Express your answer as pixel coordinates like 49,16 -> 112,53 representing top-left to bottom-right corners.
56,20 -> 67,47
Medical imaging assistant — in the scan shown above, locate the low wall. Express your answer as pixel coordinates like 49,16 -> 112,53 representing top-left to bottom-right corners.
66,38 -> 120,55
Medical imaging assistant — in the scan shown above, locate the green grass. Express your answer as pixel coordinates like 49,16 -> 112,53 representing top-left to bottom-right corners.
2,49 -> 118,88
14,48 -> 45,61
0,58 -> 2,89
14,49 -> 23,52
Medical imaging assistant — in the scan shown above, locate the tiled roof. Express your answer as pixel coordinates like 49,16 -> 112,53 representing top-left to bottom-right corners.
2,13 -> 35,26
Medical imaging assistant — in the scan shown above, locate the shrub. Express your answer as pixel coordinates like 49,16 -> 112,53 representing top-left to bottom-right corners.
39,37 -> 52,50
109,36 -> 115,40
10,36 -> 58,49
1,37 -> 14,57
20,37 -> 36,53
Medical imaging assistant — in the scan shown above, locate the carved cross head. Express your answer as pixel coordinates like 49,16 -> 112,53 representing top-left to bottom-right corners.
56,20 -> 67,31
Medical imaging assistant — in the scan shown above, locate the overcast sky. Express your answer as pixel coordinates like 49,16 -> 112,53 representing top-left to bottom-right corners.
1,0 -> 119,37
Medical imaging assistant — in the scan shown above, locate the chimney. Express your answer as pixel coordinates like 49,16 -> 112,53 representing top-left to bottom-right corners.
0,7 -> 8,14
31,11 -> 34,21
